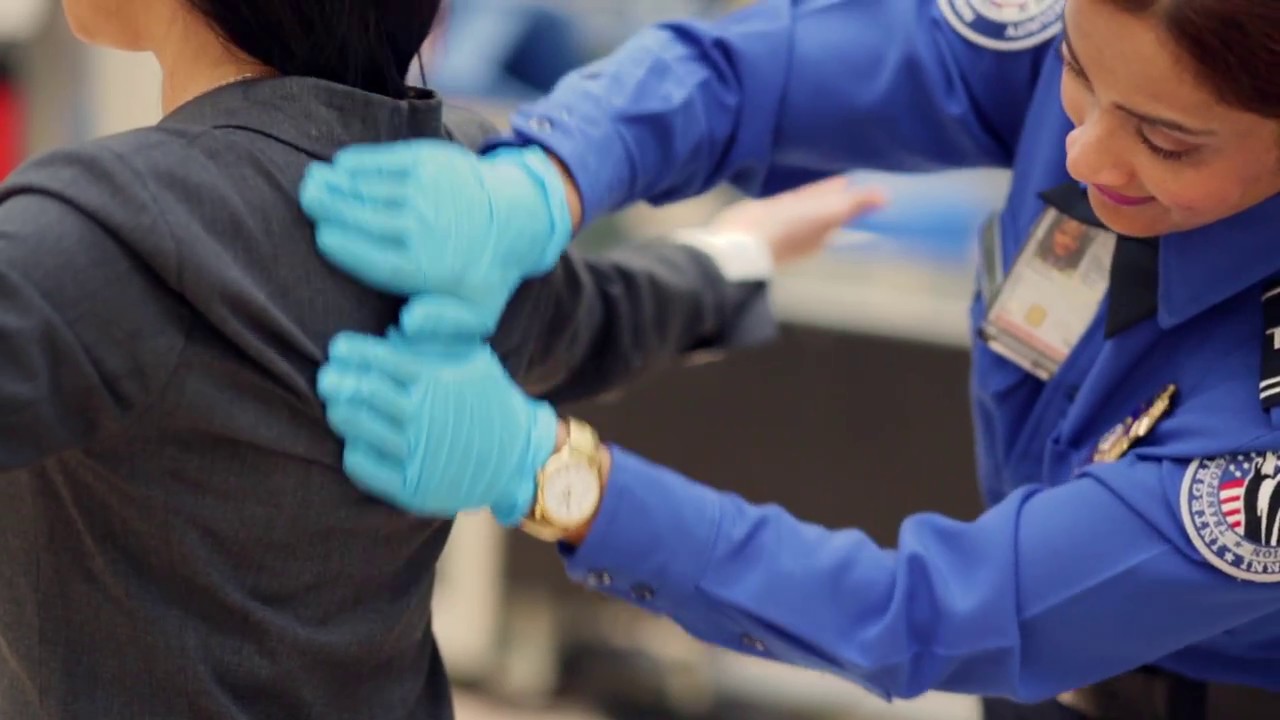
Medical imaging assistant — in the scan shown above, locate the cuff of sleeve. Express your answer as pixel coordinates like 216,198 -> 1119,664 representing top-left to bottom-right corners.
559,445 -> 723,604
671,228 -> 775,283
486,103 -> 633,227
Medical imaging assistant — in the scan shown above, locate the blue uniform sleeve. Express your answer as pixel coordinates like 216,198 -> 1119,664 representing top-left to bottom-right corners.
504,0 -> 1059,224
562,448 -> 1280,701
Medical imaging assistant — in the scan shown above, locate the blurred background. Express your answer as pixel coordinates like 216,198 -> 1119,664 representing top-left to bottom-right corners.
1,2 -> 1012,718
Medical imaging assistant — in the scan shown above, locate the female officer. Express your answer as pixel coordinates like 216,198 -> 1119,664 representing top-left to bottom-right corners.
304,0 -> 1280,718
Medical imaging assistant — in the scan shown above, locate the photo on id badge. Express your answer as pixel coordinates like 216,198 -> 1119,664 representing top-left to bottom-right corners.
1035,215 -> 1094,276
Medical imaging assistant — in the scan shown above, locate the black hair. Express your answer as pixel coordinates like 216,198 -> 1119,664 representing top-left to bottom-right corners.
188,0 -> 443,98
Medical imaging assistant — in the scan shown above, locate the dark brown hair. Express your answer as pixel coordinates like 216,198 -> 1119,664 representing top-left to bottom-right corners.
1112,0 -> 1280,117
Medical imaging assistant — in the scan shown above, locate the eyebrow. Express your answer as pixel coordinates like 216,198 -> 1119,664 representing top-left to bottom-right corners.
1061,30 -> 1218,138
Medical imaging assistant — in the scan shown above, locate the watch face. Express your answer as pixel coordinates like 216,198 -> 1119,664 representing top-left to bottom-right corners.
542,462 -> 601,527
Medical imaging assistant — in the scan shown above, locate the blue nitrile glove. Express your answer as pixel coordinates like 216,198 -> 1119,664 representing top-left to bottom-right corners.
315,298 -> 559,525
397,289 -> 497,342
300,140 -> 573,332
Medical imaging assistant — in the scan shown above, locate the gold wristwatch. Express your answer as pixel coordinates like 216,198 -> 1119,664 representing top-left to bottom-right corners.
521,417 -> 608,543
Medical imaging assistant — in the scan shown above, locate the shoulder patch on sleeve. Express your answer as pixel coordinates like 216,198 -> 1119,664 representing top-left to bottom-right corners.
1180,453 -> 1280,583
937,0 -> 1065,52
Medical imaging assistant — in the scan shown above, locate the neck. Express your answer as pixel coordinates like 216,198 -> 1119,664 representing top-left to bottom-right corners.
149,7 -> 273,115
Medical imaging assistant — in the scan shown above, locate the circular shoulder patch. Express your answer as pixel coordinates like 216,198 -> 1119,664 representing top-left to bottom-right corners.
937,0 -> 1065,52
1180,453 -> 1280,583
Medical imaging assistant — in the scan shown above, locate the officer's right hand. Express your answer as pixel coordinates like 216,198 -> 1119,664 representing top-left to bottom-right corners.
299,140 -> 574,330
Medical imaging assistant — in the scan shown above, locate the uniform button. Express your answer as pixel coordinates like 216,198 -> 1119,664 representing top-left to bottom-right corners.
585,571 -> 613,588
528,116 -> 553,133
630,583 -> 656,602
740,634 -> 767,653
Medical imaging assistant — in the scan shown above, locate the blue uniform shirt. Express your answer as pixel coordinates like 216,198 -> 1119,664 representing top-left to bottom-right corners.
501,0 -> 1280,703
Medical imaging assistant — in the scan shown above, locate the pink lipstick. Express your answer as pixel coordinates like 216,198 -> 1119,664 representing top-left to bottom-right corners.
1092,185 -> 1156,208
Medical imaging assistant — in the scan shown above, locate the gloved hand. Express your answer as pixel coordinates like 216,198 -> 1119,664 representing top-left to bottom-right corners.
315,297 -> 559,525
300,140 -> 574,332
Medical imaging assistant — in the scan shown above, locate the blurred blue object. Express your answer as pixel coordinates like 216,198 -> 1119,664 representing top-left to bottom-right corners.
830,168 -> 1012,267
427,0 -> 590,100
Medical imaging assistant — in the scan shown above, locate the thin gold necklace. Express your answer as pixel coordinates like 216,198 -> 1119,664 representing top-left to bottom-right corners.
204,72 -> 269,96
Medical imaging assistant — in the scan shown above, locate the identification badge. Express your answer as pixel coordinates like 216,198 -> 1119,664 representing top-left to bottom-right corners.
981,208 -> 1116,380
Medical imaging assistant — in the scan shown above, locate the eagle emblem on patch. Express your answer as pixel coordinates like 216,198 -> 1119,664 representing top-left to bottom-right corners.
1180,452 -> 1280,583
937,0 -> 1065,52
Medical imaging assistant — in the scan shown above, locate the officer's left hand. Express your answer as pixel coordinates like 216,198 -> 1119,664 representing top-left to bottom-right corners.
315,300 -> 559,526
300,140 -> 573,330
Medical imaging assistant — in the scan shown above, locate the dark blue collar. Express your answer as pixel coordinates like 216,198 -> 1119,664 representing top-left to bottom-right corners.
1158,192 -> 1280,328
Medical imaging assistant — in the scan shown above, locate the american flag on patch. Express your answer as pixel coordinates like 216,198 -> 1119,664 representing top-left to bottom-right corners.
1221,478 -> 1248,532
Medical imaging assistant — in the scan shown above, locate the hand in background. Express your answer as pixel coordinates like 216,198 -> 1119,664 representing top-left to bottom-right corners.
709,175 -> 886,266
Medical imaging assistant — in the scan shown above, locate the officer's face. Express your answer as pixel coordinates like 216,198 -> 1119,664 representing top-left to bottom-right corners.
1059,0 -> 1280,238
